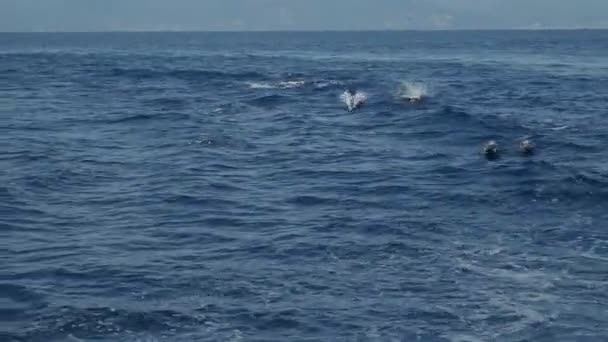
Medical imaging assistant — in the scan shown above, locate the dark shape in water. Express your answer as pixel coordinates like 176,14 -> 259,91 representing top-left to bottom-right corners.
406,95 -> 424,104
482,140 -> 499,160
519,139 -> 535,156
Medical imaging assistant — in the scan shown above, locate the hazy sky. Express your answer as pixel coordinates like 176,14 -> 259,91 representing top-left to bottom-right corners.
1,0 -> 607,32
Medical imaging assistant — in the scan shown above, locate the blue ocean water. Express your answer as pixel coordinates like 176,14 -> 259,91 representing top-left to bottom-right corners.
1,30 -> 608,342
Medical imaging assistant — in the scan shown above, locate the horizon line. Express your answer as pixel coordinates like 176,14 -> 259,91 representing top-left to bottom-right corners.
1,27 -> 607,34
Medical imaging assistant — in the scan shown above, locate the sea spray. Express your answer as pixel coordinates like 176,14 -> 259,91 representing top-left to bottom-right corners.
341,90 -> 367,111
398,82 -> 428,102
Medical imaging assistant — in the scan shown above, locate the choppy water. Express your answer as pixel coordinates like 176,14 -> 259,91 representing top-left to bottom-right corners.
2,31 -> 608,342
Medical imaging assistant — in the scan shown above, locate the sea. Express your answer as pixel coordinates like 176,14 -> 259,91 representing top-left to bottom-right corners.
1,30 -> 608,342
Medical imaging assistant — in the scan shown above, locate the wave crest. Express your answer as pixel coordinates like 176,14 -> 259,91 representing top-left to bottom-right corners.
247,80 -> 307,89
247,82 -> 275,89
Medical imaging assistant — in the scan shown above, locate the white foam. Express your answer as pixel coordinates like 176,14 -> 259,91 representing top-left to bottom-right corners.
247,82 -> 275,89
398,81 -> 428,101
247,80 -> 306,89
314,80 -> 342,89
457,260 -> 555,289
279,80 -> 306,89
340,90 -> 367,111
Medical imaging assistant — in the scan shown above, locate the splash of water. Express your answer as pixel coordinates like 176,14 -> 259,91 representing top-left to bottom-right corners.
399,82 -> 428,102
340,90 -> 367,111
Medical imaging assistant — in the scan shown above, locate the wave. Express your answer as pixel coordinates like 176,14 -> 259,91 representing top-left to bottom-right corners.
287,195 -> 339,206
416,105 -> 534,139
246,78 -> 344,91
108,67 -> 265,82
106,112 -> 190,124
246,94 -> 289,108
16,306 -> 206,341
246,80 -> 307,89
189,132 -> 256,150
313,80 -> 343,90
143,97 -> 188,109
279,80 -> 306,89
247,82 -> 275,89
